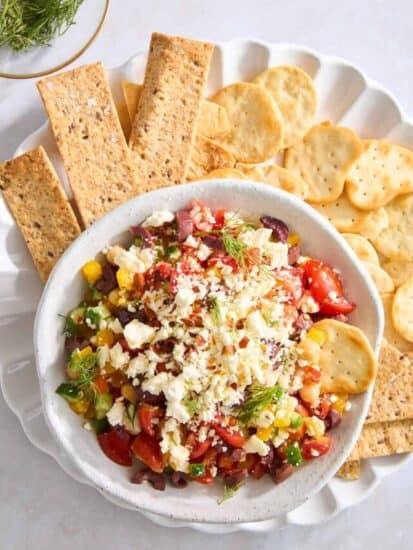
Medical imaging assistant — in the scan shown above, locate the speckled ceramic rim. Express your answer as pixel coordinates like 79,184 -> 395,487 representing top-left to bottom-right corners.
33,179 -> 384,524
0,0 -> 110,80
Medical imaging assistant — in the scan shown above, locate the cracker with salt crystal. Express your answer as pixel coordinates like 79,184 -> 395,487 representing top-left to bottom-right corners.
336,460 -> 361,480
371,193 -> 413,261
0,147 -> 81,281
313,319 -> 377,394
392,275 -> 413,342
346,140 -> 413,210
349,419 -> 413,461
253,65 -> 317,149
284,124 -> 362,204
311,193 -> 371,232
362,261 -> 394,293
381,294 -> 413,354
211,82 -> 284,163
342,233 -> 379,264
129,33 -> 214,189
382,259 -> 413,289
37,62 -> 140,228
365,340 -> 413,424
236,163 -> 309,200
186,136 -> 235,180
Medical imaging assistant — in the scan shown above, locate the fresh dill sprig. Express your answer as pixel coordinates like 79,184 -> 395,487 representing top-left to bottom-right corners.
0,0 -> 83,52
68,351 -> 98,388
183,398 -> 199,417
222,234 -> 248,267
238,385 -> 283,425
208,295 -> 222,324
218,482 -> 243,504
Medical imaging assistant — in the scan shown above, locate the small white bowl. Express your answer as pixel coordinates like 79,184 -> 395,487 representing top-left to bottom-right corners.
34,179 -> 383,524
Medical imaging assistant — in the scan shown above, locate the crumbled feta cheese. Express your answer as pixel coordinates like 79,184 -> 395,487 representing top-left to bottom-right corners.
124,320 -> 155,349
108,318 -> 123,334
97,345 -> 110,368
197,243 -> 211,261
127,355 -> 149,377
175,287 -> 196,309
83,422 -> 92,431
169,444 -> 190,473
243,435 -> 269,456
99,319 -> 108,330
255,409 -> 275,428
142,372 -> 169,395
109,343 -> 130,370
184,235 -> 198,248
107,400 -> 125,426
166,400 -> 190,423
143,210 -> 174,227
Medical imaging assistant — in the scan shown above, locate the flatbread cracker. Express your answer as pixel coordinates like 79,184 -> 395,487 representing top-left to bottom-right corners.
346,140 -> 413,210
392,276 -> 413,342
342,233 -> 379,264
382,259 -> 413,288
350,419 -> 413,460
253,65 -> 317,149
211,82 -> 284,163
122,81 -> 142,123
362,261 -> 394,293
336,460 -> 361,480
37,62 -> 140,228
284,124 -> 363,204
381,294 -> 413,354
129,33 -> 214,188
313,319 -> 377,394
366,340 -> 413,424
236,163 -> 309,200
0,147 -> 81,281
186,136 -> 235,180
312,193 -> 371,232
371,193 -> 413,260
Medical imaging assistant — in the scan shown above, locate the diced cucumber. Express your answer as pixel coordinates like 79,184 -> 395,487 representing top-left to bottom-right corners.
56,383 -> 81,403
94,393 -> 113,420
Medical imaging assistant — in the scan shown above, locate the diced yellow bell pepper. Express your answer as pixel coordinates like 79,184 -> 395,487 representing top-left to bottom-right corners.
287,233 -> 300,246
256,426 -> 274,441
77,346 -> 93,359
108,289 -> 120,305
331,393 -> 348,415
82,260 -> 102,285
95,329 -> 115,347
273,411 -> 291,428
69,398 -> 90,415
116,268 -> 133,290
307,327 -> 326,346
304,417 -> 325,439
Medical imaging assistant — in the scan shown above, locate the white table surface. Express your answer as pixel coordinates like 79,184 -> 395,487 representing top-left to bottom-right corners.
1,1 -> 413,548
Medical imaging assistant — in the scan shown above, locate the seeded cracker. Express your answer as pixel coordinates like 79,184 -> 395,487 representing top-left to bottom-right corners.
285,123 -> 363,204
129,33 -> 214,189
37,63 -> 140,227
336,460 -> 361,480
236,163 -> 309,200
349,419 -> 413,461
0,147 -> 81,281
346,140 -> 413,210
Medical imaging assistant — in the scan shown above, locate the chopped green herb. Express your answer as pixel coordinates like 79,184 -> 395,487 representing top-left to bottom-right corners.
222,234 -> 248,267
67,350 -> 98,387
90,286 -> 102,302
134,236 -> 143,247
290,413 -> 304,430
165,245 -> 181,261
218,482 -> 243,504
85,305 -> 110,327
184,398 -> 199,417
189,463 -> 205,477
238,385 -> 283,425
90,417 -> 109,435
208,295 -> 222,324
61,314 -> 77,338
0,0 -> 84,52
286,444 -> 303,466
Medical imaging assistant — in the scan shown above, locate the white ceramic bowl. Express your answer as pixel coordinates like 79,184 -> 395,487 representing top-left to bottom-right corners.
33,179 -> 383,524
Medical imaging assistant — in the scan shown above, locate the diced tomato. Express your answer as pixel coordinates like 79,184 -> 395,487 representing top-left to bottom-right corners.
213,423 -> 245,448
275,266 -> 306,305
213,208 -> 228,229
301,435 -> 331,460
303,366 -> 321,384
97,429 -> 132,467
192,472 -> 214,484
189,200 -> 215,232
318,295 -> 355,316
93,375 -> 109,395
202,447 -> 218,467
138,403 -> 163,438
208,255 -> 239,273
189,437 -> 212,461
313,398 -> 330,420
169,268 -> 178,295
131,432 -> 164,473
217,453 -> 236,470
250,461 -> 267,480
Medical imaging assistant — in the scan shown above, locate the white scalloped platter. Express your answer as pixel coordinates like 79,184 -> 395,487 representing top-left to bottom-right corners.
1,40 -> 412,533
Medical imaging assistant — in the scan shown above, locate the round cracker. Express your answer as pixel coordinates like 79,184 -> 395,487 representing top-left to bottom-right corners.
314,319 -> 377,394
356,206 -> 388,241
381,293 -> 413,353
392,276 -> 413,343
311,193 -> 370,232
362,261 -> 394,293
342,233 -> 379,264
284,123 -> 363,204
371,193 -> 413,260
211,82 -> 284,163
252,65 -> 317,149
346,140 -> 413,210
199,168 -> 246,180
382,259 -> 413,288
236,163 -> 309,200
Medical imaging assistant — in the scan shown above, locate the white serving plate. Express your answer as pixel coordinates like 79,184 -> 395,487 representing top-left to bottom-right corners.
0,40 -> 412,533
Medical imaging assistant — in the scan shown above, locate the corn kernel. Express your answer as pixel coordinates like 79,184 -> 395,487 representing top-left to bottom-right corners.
307,327 -> 326,346
82,260 -> 102,285
70,398 -> 90,415
256,426 -> 274,441
121,383 -> 138,404
108,289 -> 120,305
116,268 -> 133,290
331,393 -> 348,414
305,417 -> 325,439
287,233 -> 300,246
77,346 -> 93,359
273,411 -> 291,428
95,329 -> 115,347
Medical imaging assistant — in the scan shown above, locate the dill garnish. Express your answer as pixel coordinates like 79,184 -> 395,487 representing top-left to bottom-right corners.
0,0 -> 83,52
183,398 -> 199,417
208,295 -> 222,324
238,385 -> 283,425
218,482 -> 243,504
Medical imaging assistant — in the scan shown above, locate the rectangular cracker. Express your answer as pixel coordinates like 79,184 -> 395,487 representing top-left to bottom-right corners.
122,81 -> 142,123
0,147 -> 81,281
129,32 -> 214,190
336,460 -> 361,480
365,340 -> 413,424
349,419 -> 413,461
37,62 -> 140,227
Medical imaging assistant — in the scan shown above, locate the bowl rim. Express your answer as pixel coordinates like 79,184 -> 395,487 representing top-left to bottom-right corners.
33,179 -> 384,523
